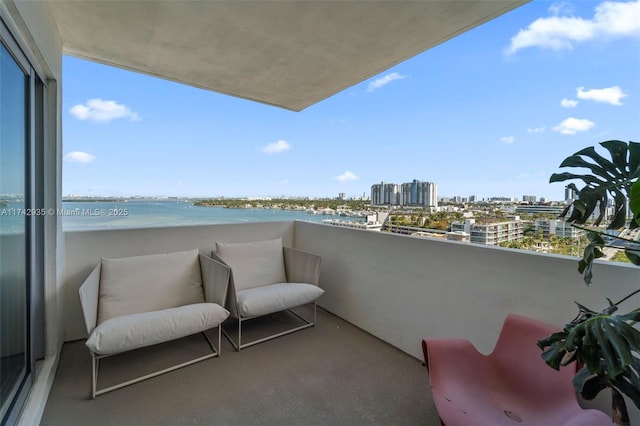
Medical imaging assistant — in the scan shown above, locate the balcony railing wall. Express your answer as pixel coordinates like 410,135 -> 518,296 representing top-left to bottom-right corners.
293,221 -> 639,357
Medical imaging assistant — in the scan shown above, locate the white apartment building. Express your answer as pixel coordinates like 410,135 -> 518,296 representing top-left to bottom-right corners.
323,215 -> 382,231
370,182 -> 400,206
515,205 -> 565,215
450,218 -> 524,246
533,219 -> 584,239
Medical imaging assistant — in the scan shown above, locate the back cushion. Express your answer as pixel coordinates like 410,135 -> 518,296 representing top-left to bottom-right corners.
216,238 -> 287,291
97,249 -> 205,324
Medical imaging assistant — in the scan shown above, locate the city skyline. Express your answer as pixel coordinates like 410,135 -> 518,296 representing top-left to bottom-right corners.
62,1 -> 640,200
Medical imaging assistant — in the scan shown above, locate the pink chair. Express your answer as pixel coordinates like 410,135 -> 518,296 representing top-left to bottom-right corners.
422,313 -> 613,426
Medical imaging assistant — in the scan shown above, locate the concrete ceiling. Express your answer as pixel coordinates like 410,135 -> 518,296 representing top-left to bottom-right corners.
48,1 -> 529,111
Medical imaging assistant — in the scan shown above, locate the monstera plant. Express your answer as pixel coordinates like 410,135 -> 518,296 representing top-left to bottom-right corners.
538,140 -> 640,425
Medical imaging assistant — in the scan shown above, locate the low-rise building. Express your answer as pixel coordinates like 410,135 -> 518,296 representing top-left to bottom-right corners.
450,218 -> 524,245
446,231 -> 470,243
323,214 -> 382,231
533,219 -> 584,238
515,204 -> 565,215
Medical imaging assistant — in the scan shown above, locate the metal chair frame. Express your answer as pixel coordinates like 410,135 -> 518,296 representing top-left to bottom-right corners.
222,303 -> 317,351
212,245 -> 322,351
90,327 -> 221,398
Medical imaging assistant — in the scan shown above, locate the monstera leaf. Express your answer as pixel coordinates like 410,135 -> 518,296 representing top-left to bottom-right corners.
550,140 -> 640,229
550,141 -> 640,283
538,305 -> 640,410
546,140 -> 640,424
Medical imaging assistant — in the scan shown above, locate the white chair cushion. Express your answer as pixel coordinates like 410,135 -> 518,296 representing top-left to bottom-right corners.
215,238 -> 287,291
86,303 -> 229,355
98,249 -> 205,324
236,283 -> 324,318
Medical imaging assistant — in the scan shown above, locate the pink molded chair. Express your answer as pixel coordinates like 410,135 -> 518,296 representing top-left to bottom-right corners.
422,313 -> 613,426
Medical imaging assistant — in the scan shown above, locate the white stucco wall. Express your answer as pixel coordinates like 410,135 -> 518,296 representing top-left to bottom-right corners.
295,221 -> 639,356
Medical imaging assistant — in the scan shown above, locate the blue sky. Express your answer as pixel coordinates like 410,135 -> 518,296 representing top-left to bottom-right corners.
62,0 -> 640,201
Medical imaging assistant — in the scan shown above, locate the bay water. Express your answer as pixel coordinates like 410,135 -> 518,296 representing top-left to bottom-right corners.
58,200 -> 343,231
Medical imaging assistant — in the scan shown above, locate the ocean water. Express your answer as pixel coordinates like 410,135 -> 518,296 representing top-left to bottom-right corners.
55,200 -> 344,231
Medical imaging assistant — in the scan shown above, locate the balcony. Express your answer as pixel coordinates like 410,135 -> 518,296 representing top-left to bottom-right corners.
37,220 -> 640,423
41,307 -> 436,425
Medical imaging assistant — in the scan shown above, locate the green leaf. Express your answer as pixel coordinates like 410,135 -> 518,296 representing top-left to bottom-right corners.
589,319 -> 623,377
549,172 -> 603,186
600,140 -> 629,173
549,140 -> 640,284
630,180 -> 640,226
575,367 -> 609,400
611,364 -> 640,410
617,308 -> 640,323
628,141 -> 640,177
561,149 -> 616,181
625,249 -> 640,266
540,343 -> 565,370
580,324 -> 600,372
602,319 -> 634,367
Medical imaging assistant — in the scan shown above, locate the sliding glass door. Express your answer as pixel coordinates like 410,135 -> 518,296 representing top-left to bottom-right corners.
0,40 -> 29,424
1,18 -> 46,424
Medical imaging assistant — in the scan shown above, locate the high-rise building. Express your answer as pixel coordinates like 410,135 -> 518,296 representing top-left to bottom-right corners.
400,179 -> 438,208
522,195 -> 537,203
370,182 -> 400,206
565,186 -> 576,203
372,180 -> 437,207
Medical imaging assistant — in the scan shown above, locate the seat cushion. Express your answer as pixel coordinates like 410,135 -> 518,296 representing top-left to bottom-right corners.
86,303 -> 229,355
215,238 -> 287,291
98,249 -> 205,324
236,282 -> 324,318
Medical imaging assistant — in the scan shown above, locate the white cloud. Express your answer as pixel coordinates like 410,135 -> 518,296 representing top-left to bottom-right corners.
64,151 -> 96,163
553,117 -> 595,134
549,2 -> 575,16
335,171 -> 359,182
506,0 -> 640,54
527,126 -> 547,133
367,72 -> 408,93
577,86 -> 627,105
501,136 -> 515,144
561,98 -> 579,108
69,99 -> 140,123
261,139 -> 291,154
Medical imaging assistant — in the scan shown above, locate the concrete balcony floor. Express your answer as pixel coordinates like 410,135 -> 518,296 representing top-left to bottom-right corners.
40,306 -> 439,425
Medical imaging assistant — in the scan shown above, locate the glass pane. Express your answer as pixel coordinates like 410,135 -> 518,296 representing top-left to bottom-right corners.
0,42 -> 28,421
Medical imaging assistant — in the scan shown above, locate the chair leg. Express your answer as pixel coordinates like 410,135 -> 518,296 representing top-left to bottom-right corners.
90,329 -> 221,398
222,303 -> 318,351
91,352 -> 98,399
221,317 -> 241,351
